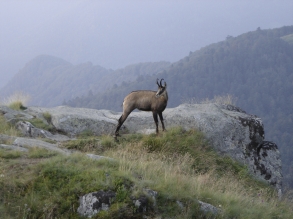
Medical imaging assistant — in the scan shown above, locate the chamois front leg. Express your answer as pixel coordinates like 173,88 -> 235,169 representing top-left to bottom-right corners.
115,116 -> 123,137
158,112 -> 166,131
152,111 -> 159,134
115,112 -> 130,137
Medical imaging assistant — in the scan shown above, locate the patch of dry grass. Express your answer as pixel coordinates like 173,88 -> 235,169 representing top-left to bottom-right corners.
104,130 -> 293,218
1,91 -> 31,110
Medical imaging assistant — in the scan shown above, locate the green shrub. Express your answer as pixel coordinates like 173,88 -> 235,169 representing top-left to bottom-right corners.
77,129 -> 95,138
0,149 -> 22,159
62,137 -> 102,153
8,101 -> 27,110
100,135 -> 116,149
28,147 -> 58,158
28,118 -> 55,132
62,135 -> 117,153
42,112 -> 52,124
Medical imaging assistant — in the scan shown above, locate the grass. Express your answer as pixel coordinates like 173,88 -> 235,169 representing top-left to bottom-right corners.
7,101 -> 27,110
61,135 -> 116,153
0,115 -> 21,140
0,149 -> 22,159
28,117 -> 56,132
27,147 -> 58,158
42,112 -> 52,124
0,127 -> 292,218
1,91 -> 30,110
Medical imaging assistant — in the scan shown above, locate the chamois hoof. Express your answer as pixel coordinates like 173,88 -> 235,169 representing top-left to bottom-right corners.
113,135 -> 119,142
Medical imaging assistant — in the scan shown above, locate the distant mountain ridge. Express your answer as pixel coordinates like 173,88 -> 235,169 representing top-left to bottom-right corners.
0,55 -> 170,106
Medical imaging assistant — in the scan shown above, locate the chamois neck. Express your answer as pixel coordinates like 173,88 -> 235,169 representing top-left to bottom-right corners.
162,91 -> 168,101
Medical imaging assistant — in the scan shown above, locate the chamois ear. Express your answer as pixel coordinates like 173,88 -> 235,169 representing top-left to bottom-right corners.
164,81 -> 167,88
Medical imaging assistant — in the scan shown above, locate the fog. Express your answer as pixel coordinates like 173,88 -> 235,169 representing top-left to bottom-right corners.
0,0 -> 292,88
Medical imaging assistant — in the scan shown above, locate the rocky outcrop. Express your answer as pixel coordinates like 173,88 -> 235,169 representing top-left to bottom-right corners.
25,106 -> 118,137
77,190 -> 116,218
15,121 -> 70,141
77,189 -> 220,218
0,103 -> 282,194
13,137 -> 70,155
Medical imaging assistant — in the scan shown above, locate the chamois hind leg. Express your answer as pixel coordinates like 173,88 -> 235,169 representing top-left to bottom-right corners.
152,111 -> 159,134
115,111 -> 131,137
158,112 -> 166,131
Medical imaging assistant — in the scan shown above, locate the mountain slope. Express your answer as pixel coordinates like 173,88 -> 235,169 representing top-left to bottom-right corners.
66,25 -> 293,188
0,55 -> 170,106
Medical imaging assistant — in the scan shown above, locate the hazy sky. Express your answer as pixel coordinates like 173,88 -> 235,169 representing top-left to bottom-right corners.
1,0 -> 293,88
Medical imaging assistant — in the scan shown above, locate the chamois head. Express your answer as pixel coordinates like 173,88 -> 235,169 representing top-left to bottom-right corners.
156,78 -> 167,97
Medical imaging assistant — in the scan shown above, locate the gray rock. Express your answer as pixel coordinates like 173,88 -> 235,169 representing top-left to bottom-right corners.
78,188 -> 220,218
15,121 -> 70,142
13,137 -> 70,155
133,196 -> 148,213
131,189 -> 158,213
177,200 -> 220,216
0,105 -> 34,124
27,106 -> 118,137
86,153 -> 114,161
176,200 -> 185,209
2,103 -> 283,192
247,141 -> 282,196
77,190 -> 115,218
144,188 -> 157,208
0,144 -> 29,152
198,200 -> 219,215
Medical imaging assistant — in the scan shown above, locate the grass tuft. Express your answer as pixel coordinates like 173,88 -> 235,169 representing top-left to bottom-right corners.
7,101 -> 27,110
28,118 -> 56,132
28,147 -> 58,158
42,112 -> 52,124
2,91 -> 30,110
0,149 -> 22,159
0,115 -> 21,138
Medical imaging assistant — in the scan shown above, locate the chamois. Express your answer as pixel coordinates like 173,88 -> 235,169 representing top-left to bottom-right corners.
115,78 -> 168,137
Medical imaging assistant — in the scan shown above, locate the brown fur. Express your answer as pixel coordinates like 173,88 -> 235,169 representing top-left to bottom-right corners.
115,79 -> 168,136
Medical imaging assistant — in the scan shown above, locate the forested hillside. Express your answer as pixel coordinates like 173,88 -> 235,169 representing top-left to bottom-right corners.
66,25 -> 293,188
0,55 -> 170,107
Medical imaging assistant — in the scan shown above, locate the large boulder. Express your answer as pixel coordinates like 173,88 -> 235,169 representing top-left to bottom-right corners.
26,106 -> 118,137
78,189 -> 220,218
2,104 -> 282,192
0,105 -> 34,124
15,120 -> 70,142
